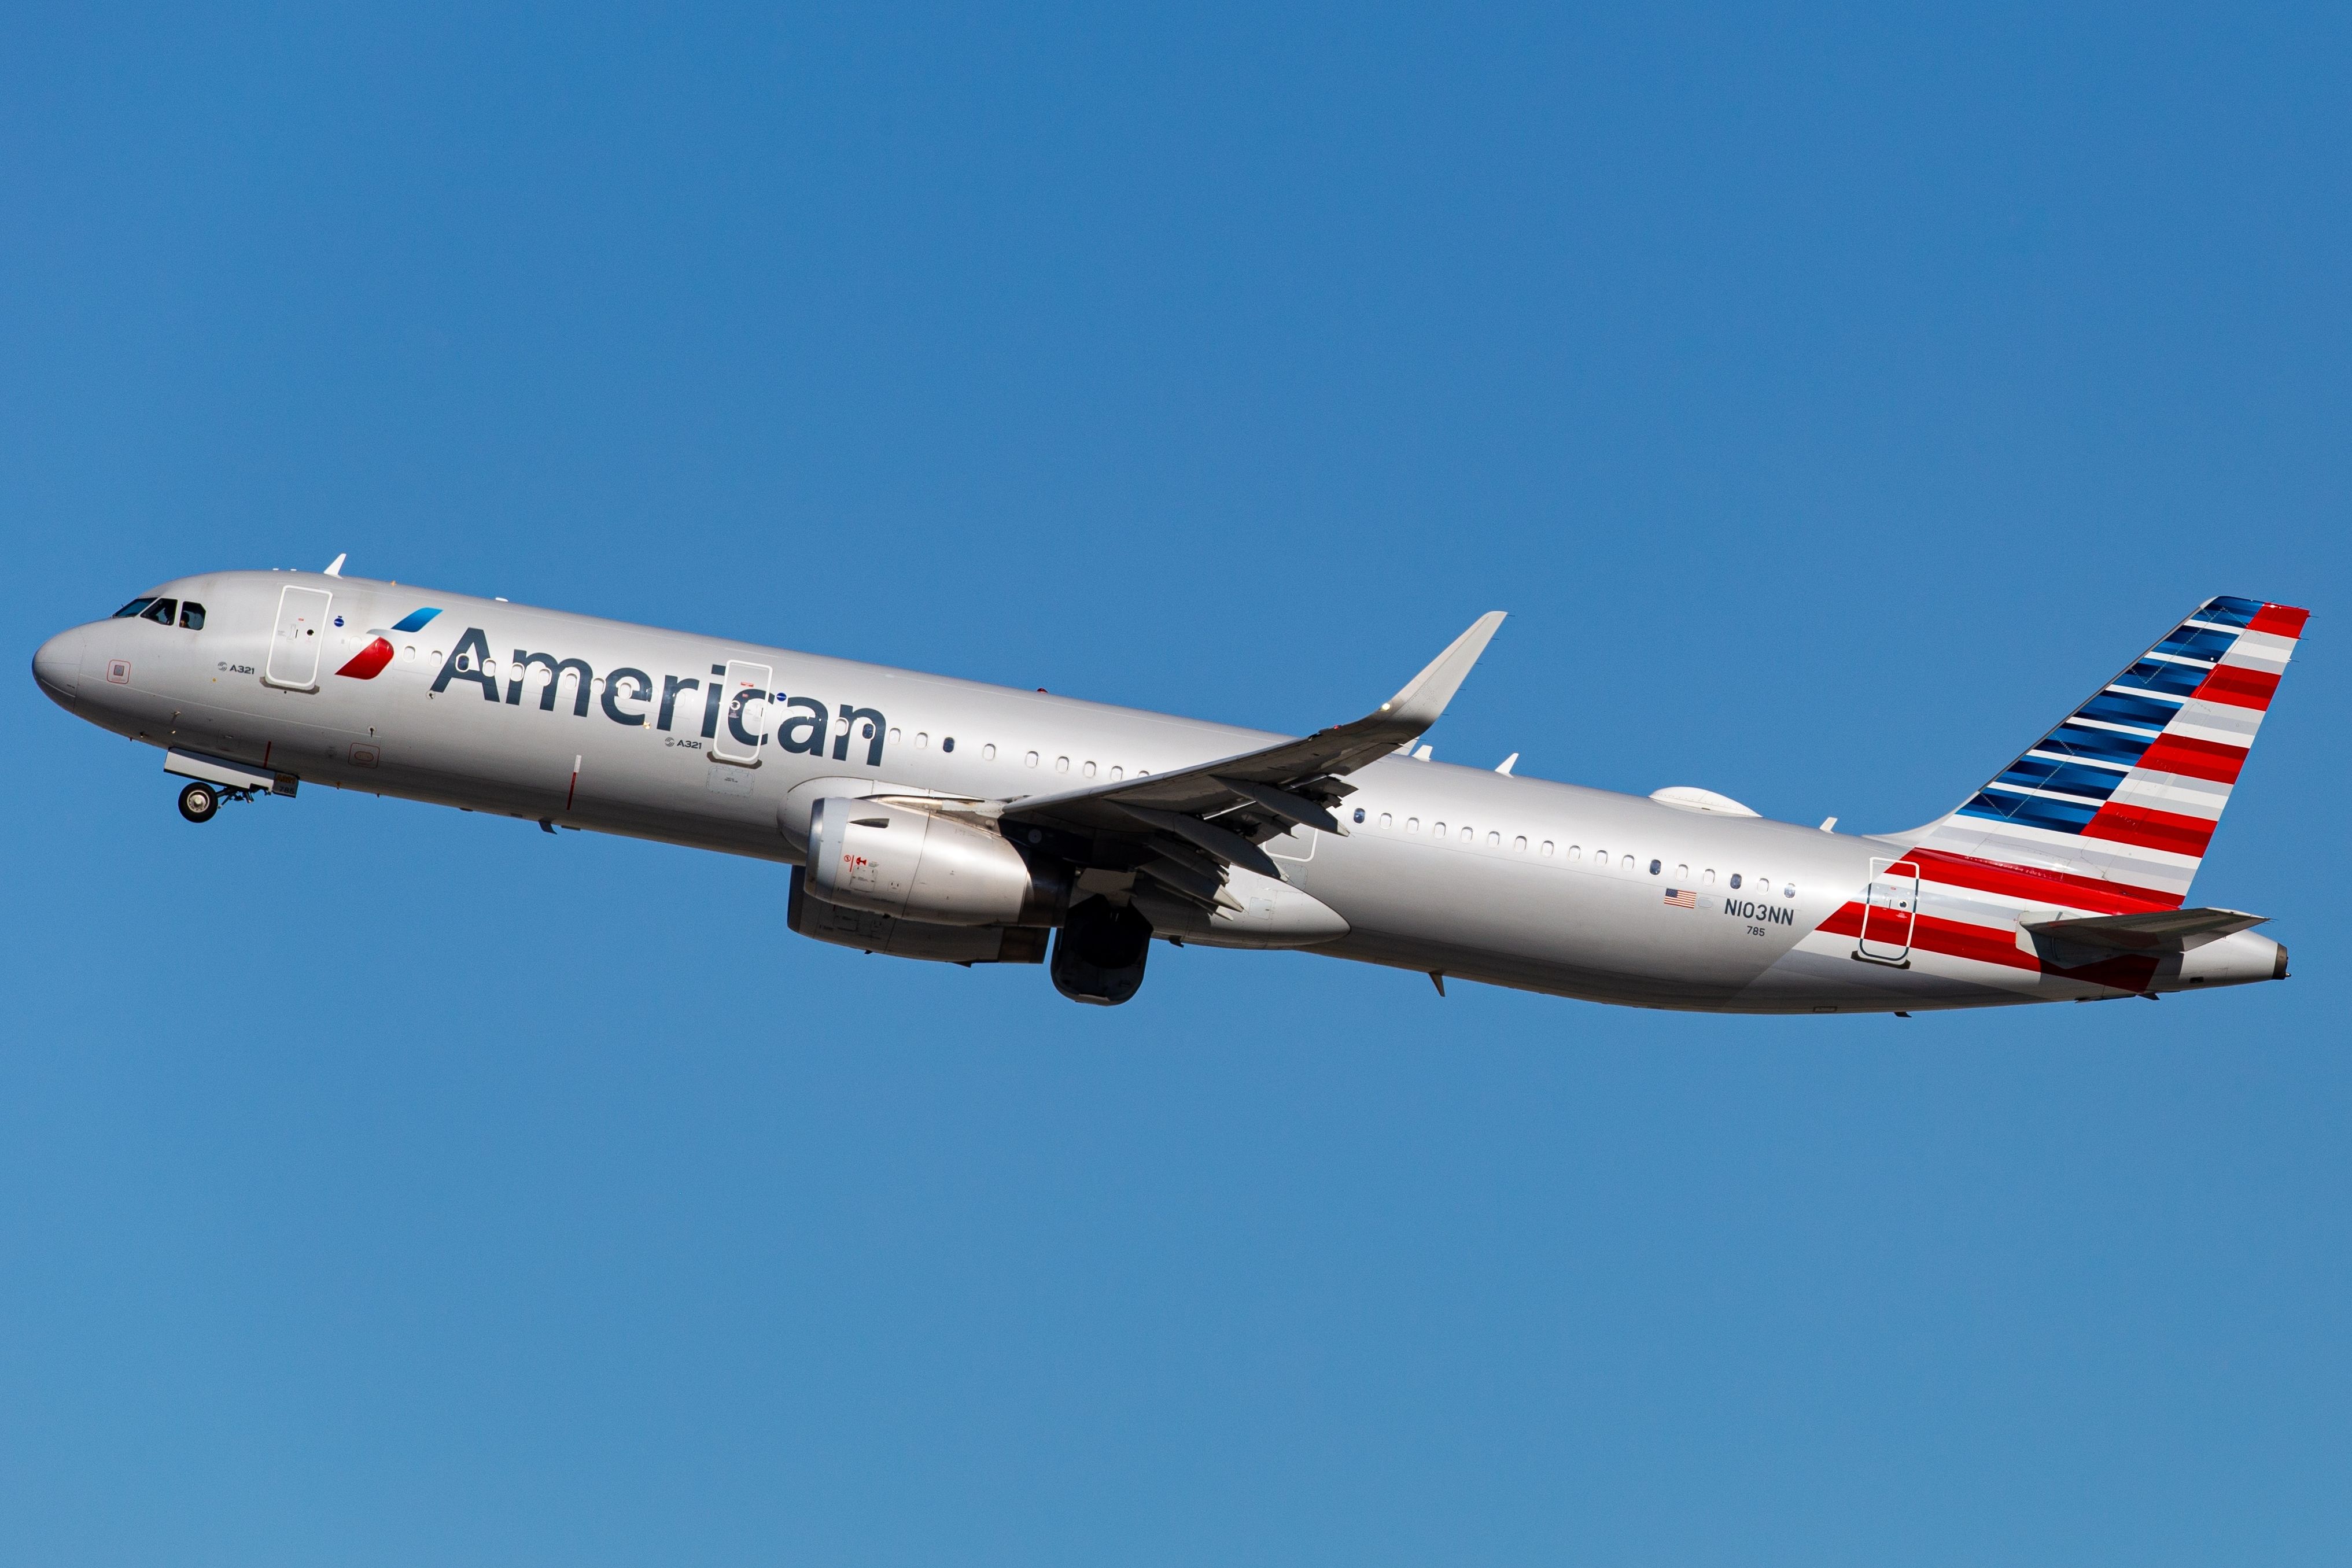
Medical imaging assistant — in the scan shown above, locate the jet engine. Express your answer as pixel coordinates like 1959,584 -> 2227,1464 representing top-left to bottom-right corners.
788,868 -> 1049,965
807,796 -> 1066,927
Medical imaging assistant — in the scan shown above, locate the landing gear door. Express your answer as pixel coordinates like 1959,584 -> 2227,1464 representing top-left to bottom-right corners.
264,586 -> 333,691
711,659 -> 773,766
1857,858 -> 1920,962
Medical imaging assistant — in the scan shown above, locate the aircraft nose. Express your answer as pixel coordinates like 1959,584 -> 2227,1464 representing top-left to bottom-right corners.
32,625 -> 87,701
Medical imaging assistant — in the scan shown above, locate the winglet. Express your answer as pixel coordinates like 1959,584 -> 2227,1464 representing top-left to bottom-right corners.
323,552 -> 346,577
1378,611 -> 1505,731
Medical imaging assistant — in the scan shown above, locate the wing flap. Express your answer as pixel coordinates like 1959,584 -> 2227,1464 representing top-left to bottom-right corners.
1213,776 -> 1345,835
1115,804 -> 1283,880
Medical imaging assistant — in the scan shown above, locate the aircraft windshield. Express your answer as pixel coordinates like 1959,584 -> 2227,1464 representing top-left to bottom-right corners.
112,597 -> 156,618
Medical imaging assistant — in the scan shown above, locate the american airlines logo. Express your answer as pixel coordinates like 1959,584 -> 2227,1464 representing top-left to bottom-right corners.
423,625 -> 889,765
334,607 -> 443,681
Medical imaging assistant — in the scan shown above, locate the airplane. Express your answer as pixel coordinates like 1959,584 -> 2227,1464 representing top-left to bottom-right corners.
31,560 -> 2304,1011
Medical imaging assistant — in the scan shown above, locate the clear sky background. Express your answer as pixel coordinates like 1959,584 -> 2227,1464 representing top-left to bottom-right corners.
3,6 -> 2346,1564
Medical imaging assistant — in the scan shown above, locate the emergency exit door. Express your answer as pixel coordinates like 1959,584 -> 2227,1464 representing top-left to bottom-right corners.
264,586 -> 333,691
1857,858 -> 1920,962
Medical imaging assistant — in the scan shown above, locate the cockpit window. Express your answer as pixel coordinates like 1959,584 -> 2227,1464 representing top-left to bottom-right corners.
179,602 -> 206,630
139,598 -> 179,626
113,597 -> 156,618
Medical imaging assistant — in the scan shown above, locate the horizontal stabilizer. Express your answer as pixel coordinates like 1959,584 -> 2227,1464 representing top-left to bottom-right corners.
2021,906 -> 2267,957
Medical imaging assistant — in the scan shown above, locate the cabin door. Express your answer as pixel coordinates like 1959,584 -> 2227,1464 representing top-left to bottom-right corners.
710,659 -> 774,766
263,586 -> 333,691
1857,858 -> 1920,962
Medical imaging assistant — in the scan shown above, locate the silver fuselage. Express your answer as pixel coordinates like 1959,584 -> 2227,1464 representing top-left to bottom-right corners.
32,570 -> 2283,1012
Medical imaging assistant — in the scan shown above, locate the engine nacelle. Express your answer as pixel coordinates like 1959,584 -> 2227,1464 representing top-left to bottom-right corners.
808,796 -> 1064,927
788,868 -> 1049,965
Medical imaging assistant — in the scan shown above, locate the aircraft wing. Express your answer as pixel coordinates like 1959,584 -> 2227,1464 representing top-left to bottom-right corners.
997,611 -> 1505,901
2020,907 -> 2268,955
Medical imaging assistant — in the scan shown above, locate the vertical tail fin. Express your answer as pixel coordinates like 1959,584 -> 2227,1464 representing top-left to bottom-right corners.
1907,596 -> 2309,909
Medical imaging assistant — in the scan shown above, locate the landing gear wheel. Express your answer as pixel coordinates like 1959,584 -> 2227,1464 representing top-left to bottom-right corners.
178,781 -> 220,823
1050,897 -> 1153,1005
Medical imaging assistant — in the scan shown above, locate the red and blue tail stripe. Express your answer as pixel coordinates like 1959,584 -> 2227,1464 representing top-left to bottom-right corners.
1914,594 -> 2305,908
1811,596 -> 2313,992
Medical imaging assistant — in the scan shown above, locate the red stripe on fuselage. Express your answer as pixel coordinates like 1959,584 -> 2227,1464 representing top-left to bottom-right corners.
1893,847 -> 2182,913
1820,902 -> 2034,971
2082,802 -> 2216,857
1816,902 -> 2159,991
2134,732 -> 2247,784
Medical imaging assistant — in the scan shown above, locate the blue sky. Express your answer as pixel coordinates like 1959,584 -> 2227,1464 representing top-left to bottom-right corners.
3,6 -> 2346,1563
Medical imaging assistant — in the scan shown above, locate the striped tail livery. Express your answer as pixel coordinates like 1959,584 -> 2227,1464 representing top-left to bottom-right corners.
1815,596 -> 2310,1001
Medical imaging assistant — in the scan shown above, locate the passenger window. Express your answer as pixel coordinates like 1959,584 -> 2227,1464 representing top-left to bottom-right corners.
1593,847 -> 1607,865
1486,831 -> 1500,846
1433,821 -> 1446,837
1702,869 -> 1715,885
1380,813 -> 1393,828
1783,884 -> 1796,898
1056,756 -> 1070,773
942,737 -> 956,753
140,598 -> 178,626
1352,809 -> 1366,824
1729,873 -> 1742,890
916,732 -> 929,748
1513,836 -> 1527,851
1408,818 -> 1421,833
112,597 -> 156,618
1540,841 -> 1555,857
1648,859 -> 1661,875
1110,766 -> 1123,781
1621,855 -> 1635,870
1676,864 -> 1689,880
887,727 -> 900,744
1459,827 -> 1472,843
1025,751 -> 1039,768
1082,761 -> 1096,778
179,602 -> 206,630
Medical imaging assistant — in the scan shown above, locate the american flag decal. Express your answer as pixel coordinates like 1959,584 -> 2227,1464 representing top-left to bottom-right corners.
1663,888 -> 1696,909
